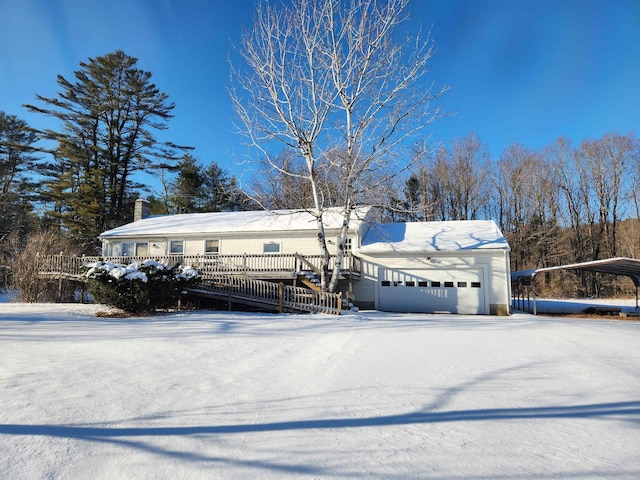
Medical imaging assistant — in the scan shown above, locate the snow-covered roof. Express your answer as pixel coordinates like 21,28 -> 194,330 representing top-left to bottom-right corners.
100,206 -> 371,238
358,220 -> 509,254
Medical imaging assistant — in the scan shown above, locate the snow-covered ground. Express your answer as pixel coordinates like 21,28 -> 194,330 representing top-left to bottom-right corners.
1,300 -> 639,479
514,296 -> 640,315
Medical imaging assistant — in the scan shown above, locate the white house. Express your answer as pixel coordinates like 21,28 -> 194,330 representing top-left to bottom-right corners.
99,201 -> 372,258
98,201 -> 511,315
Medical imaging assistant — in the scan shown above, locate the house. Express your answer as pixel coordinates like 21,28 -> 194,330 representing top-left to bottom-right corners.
98,200 -> 511,315
100,200 -> 371,260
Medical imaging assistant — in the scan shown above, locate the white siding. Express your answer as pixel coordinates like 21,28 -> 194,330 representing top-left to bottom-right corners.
103,232 -> 356,257
352,251 -> 509,315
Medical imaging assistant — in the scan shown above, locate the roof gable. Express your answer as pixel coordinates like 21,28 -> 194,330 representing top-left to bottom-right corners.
358,220 -> 510,254
100,206 -> 372,238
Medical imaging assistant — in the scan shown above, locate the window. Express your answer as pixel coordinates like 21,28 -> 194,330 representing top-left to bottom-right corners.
136,243 -> 148,256
431,281 -> 441,287
393,281 -> 402,286
263,242 -> 280,254
122,242 -> 148,256
405,281 -> 415,287
205,239 -> 220,255
343,237 -> 353,254
381,280 -> 391,287
169,240 -> 184,255
109,242 -> 122,256
444,281 -> 454,288
471,282 -> 481,288
122,242 -> 134,256
418,281 -> 429,287
457,282 -> 467,288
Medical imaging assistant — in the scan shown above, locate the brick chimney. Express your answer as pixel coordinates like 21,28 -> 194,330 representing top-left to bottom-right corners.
134,198 -> 151,222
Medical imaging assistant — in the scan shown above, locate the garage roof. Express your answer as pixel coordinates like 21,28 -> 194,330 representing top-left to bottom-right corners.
359,220 -> 509,254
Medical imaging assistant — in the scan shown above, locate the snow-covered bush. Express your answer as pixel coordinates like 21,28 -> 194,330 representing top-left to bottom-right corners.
85,259 -> 201,314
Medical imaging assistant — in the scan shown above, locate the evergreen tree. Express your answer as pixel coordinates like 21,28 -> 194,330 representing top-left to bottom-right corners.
171,155 -> 252,213
25,50 -> 190,249
201,162 -> 250,212
173,154 -> 205,213
0,112 -> 39,241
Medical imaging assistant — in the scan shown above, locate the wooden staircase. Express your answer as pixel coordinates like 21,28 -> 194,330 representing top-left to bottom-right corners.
297,271 -> 322,291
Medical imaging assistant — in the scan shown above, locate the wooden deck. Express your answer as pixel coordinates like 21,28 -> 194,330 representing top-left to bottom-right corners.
35,253 -> 353,315
36,253 -> 361,281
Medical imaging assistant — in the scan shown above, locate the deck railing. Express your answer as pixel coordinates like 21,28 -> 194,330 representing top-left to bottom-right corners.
199,275 -> 342,315
35,253 -> 361,281
34,253 -> 346,315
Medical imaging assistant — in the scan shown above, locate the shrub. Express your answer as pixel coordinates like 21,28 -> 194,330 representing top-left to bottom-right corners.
85,259 -> 200,314
4,230 -> 84,302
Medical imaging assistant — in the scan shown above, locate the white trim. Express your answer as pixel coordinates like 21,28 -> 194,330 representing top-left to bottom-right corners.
168,239 -> 184,255
204,238 -> 221,255
262,241 -> 281,254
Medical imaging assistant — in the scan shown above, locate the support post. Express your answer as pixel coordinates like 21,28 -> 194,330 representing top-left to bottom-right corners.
278,282 -> 284,313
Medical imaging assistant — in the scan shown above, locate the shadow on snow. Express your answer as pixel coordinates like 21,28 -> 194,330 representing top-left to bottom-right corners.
2,401 -> 638,439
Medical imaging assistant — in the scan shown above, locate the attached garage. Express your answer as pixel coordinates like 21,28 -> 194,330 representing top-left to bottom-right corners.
353,220 -> 511,315
377,267 -> 486,314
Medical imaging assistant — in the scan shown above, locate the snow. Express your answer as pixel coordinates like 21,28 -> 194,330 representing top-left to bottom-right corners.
99,206 -> 372,238
359,220 -> 509,254
85,260 -> 200,284
515,297 -> 640,315
1,300 -> 639,479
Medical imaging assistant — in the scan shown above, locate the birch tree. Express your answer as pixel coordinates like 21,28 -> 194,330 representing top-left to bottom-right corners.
231,0 -> 447,291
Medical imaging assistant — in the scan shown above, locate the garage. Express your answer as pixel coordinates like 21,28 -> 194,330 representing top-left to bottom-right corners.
378,267 -> 486,314
354,220 -> 511,315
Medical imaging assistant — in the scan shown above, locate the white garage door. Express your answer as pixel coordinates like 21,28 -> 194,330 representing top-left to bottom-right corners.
377,268 -> 486,314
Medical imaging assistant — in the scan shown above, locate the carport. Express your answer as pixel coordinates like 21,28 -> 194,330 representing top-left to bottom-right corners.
511,257 -> 640,314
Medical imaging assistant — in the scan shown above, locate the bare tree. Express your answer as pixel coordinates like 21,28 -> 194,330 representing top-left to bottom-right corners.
576,133 -> 635,259
548,137 -> 587,262
231,0 -> 447,292
491,144 -> 560,271
446,133 -> 491,220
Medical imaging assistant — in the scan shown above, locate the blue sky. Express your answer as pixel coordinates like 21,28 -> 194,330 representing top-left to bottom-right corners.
1,0 -> 638,190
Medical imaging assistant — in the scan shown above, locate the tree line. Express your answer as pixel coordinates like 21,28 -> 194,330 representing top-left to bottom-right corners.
398,131 -> 639,297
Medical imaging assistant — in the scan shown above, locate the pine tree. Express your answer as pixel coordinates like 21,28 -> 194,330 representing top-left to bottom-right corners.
201,162 -> 249,212
0,112 -> 39,241
173,154 -> 205,213
170,155 -> 252,213
25,50 -> 190,249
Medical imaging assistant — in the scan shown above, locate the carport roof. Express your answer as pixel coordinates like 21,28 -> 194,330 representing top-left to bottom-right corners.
512,257 -> 640,287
